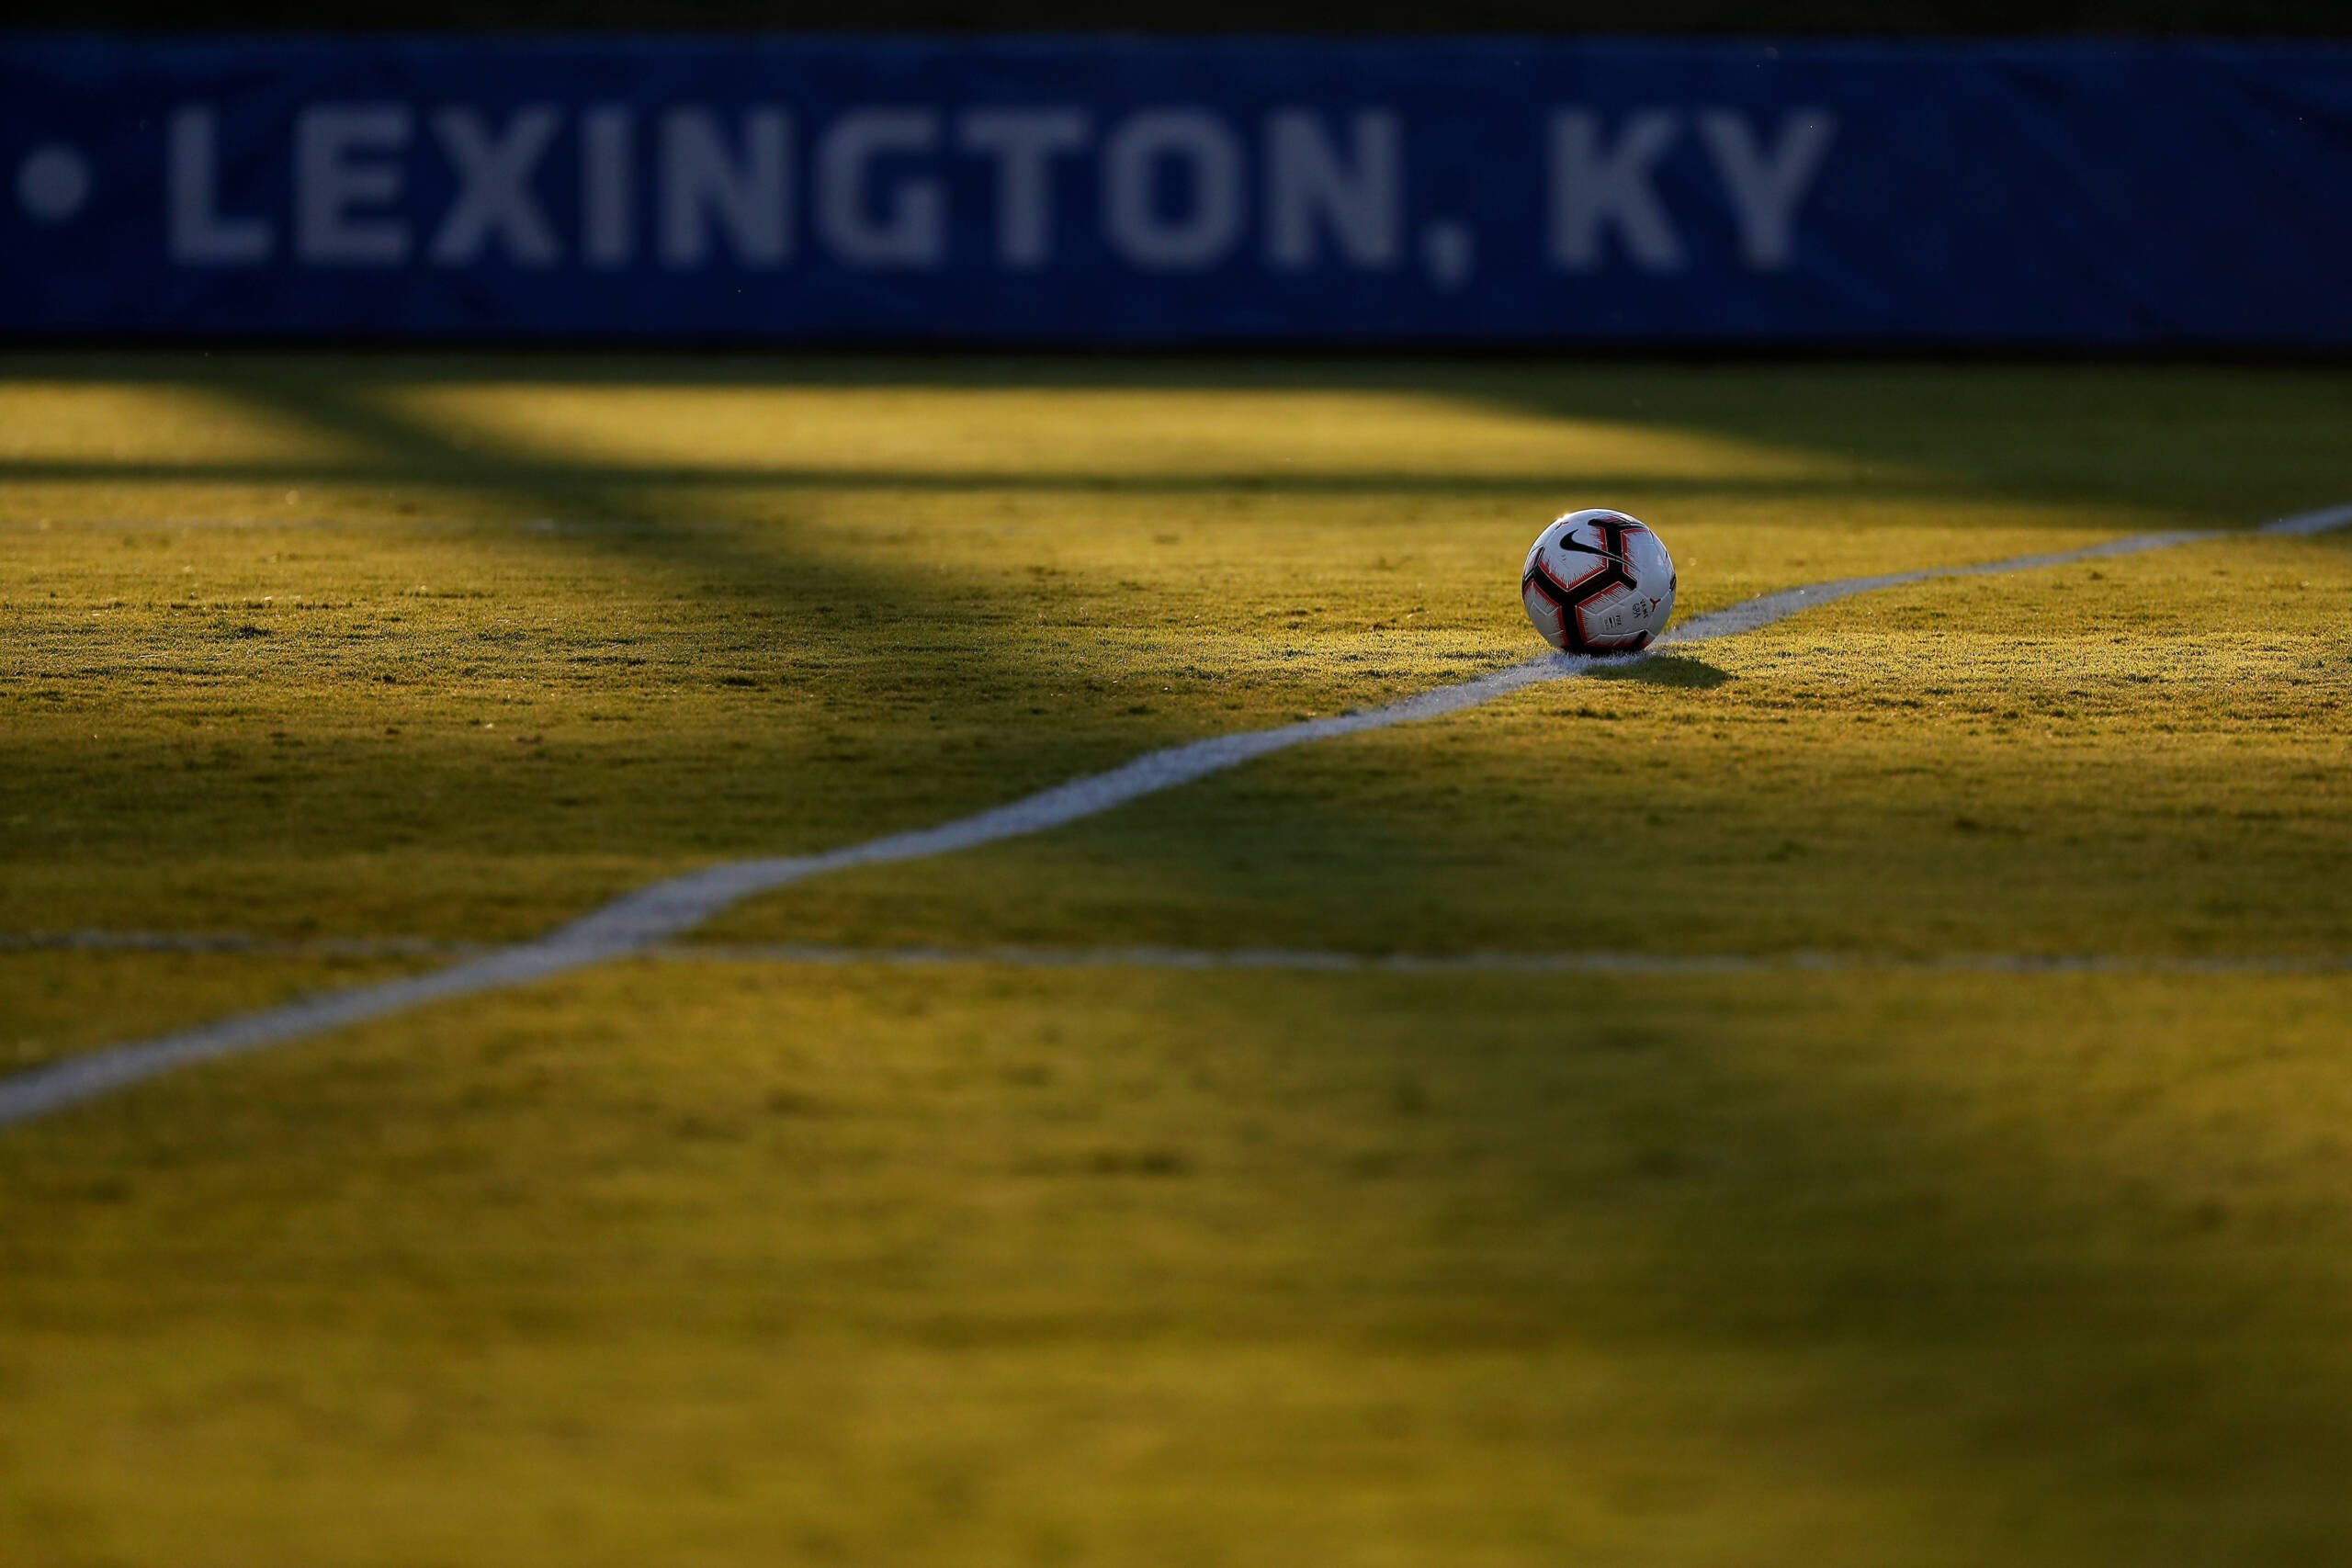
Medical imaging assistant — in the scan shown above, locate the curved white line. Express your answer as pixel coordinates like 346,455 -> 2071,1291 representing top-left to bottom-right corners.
3,507 -> 2345,1128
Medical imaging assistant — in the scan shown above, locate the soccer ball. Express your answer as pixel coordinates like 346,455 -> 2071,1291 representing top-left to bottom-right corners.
1521,509 -> 1677,654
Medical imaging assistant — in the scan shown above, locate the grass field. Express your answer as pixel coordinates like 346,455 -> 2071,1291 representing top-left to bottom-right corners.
4,355 -> 2350,1564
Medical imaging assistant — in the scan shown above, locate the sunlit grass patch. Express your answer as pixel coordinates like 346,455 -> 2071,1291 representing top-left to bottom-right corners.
708,533 -> 2352,960
383,372 -> 1863,487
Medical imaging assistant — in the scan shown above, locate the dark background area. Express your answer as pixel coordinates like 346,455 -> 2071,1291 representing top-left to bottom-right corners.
15,0 -> 2352,34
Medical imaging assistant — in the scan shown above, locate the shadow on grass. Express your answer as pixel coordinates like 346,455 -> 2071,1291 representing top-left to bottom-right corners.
1,351 -> 1931,894
6,354 -> 2352,1561
1589,651 -> 1732,688
12,351 -> 2349,904
7,361 -> 1250,863
12,352 -> 2352,517
0,456 -> 1922,502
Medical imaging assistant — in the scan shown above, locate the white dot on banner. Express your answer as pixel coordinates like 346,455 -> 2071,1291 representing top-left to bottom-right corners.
17,144 -> 93,224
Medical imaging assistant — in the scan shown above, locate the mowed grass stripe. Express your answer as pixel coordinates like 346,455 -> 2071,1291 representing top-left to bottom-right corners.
6,517 -> 2321,1129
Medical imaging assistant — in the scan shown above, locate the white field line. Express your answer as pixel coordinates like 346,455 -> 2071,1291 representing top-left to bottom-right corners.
4,505 -> 2347,1130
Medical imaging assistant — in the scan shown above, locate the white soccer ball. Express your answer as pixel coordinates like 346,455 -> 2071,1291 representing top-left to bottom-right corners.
1520,508 -> 1677,654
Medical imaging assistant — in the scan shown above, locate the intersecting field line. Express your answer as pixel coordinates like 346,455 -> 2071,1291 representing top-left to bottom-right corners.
6,505 -> 2348,1129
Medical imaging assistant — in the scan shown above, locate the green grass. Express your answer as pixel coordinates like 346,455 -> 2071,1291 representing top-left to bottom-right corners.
720,542 -> 2352,959
3,355 -> 2351,1564
6,965 -> 2351,1566
0,949 -> 440,1074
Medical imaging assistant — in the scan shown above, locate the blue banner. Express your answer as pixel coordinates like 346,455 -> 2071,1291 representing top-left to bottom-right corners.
4,36 -> 2351,344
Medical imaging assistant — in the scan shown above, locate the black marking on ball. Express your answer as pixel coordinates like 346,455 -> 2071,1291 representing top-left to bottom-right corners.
1525,518 -> 1644,653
